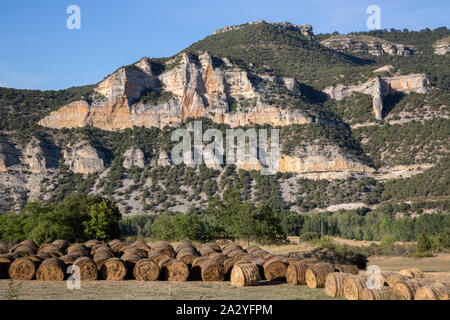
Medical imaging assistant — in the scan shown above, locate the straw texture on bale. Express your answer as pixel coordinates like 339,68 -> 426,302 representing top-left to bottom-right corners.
199,247 -> 217,257
222,244 -> 243,256
121,253 -> 143,264
252,249 -> 269,257
131,242 -> 151,252
158,258 -> 189,282
385,274 -> 411,287
286,261 -> 310,285
362,287 -> 401,300
343,274 -> 369,300
414,283 -> 450,300
192,258 -> 224,281
111,242 -> 126,253
133,259 -> 160,281
120,247 -> 147,258
334,264 -> 359,275
73,257 -> 98,280
148,250 -> 171,264
93,251 -> 114,266
36,258 -> 66,281
263,256 -> 288,281
148,247 -> 175,258
305,263 -> 334,288
28,255 -> 43,263
392,280 -> 422,300
176,243 -> 197,255
208,252 -> 228,266
84,239 -> 101,249
8,257 -> 39,280
99,258 -> 127,280
223,257 -> 240,280
11,245 -> 35,257
38,243 -> 63,255
398,268 -> 424,279
176,251 -> 197,266
325,272 -> 351,297
227,250 -> 246,259
200,242 -> 221,252
245,246 -> 261,255
52,240 -> 69,250
231,263 -> 260,287
108,239 -> 122,247
66,243 -> 88,254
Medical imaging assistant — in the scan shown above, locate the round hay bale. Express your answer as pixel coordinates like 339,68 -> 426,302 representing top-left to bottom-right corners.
208,252 -> 228,266
392,280 -> 423,300
121,253 -> 143,264
252,249 -> 269,257
334,264 -> 359,275
111,242 -> 126,253
108,239 -> 122,247
11,245 -> 35,257
200,242 -> 221,252
362,287 -> 401,300
199,246 -> 217,257
9,257 -> 39,280
223,257 -> 240,280
245,246 -> 261,255
36,253 -> 53,260
134,258 -> 160,281
36,258 -> 66,281
73,257 -> 97,280
131,241 -> 151,252
67,247 -> 89,257
236,255 -> 254,263
263,256 -> 288,281
325,272 -> 352,297
286,261 -> 310,285
148,247 -> 175,258
158,258 -> 189,282
28,255 -> 44,263
231,263 -> 260,287
120,246 -> 147,258
38,243 -> 63,255
192,258 -> 224,282
52,239 -> 69,250
222,244 -> 243,256
227,249 -> 246,258
84,239 -> 101,249
175,243 -> 197,255
398,268 -> 424,279
91,245 -> 113,256
414,283 -> 450,300
343,275 -> 369,300
305,262 -> 334,289
59,254 -> 80,265
178,254 -> 197,268
99,258 -> 127,280
148,252 -> 171,264
385,274 -> 411,287
93,251 -> 114,266
378,272 -> 398,286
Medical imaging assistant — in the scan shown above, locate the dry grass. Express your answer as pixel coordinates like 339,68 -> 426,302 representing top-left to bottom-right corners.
0,280 -> 339,300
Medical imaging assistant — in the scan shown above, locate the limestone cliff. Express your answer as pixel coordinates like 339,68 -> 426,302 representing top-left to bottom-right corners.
123,148 -> 146,169
323,74 -> 430,120
39,51 -> 311,131
321,34 -> 414,56
63,143 -> 104,174
433,36 -> 450,55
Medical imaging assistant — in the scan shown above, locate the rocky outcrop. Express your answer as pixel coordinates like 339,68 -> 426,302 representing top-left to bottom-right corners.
123,148 -> 146,169
23,139 -> 47,173
433,36 -> 450,55
63,143 -> 104,174
324,74 -> 430,120
321,35 -> 414,56
158,151 -> 172,167
278,145 -> 373,174
213,20 -> 315,39
39,51 -> 311,131
0,143 -> 22,172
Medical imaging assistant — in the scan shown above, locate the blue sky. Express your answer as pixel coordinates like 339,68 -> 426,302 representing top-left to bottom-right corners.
0,0 -> 448,90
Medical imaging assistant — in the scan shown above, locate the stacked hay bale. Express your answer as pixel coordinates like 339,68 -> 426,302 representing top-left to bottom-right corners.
305,262 -> 334,288
362,287 -> 402,300
176,243 -> 198,268
9,257 -> 40,280
231,263 -> 260,287
343,274 -> 369,300
73,257 -> 98,280
99,258 -> 128,280
158,257 -> 189,282
36,258 -> 66,281
133,258 -> 160,281
398,268 -> 424,279
263,256 -> 288,281
415,282 -> 450,300
191,257 -> 224,281
286,261 -> 316,285
325,273 -> 353,297
392,278 -> 438,300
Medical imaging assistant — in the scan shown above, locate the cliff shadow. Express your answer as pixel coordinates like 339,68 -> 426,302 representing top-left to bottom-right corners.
382,92 -> 405,118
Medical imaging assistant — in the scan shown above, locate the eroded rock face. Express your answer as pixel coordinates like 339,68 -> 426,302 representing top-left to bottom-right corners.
158,151 -> 172,167
324,74 -> 430,120
433,36 -> 450,55
0,143 -> 22,172
279,145 -> 374,174
321,35 -> 414,56
123,148 -> 146,169
23,139 -> 47,173
63,144 -> 104,174
39,51 -> 310,131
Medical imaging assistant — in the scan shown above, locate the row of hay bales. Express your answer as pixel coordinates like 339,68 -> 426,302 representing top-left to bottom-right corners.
321,268 -> 450,300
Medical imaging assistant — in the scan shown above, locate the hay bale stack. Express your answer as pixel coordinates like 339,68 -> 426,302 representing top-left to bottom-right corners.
263,256 -> 288,281
398,268 -> 424,279
91,245 -> 113,256
52,240 -> 69,251
73,257 -> 97,280
11,245 -> 35,257
121,253 -> 143,264
28,255 -> 44,263
362,287 -> 401,300
9,257 -> 40,280
110,242 -> 126,254
131,241 -> 151,253
392,280 -> 423,300
198,246 -> 217,257
158,258 -> 189,282
133,259 -> 160,281
108,239 -> 122,247
231,263 -> 260,287
305,262 -> 334,289
385,274 -> 411,287
223,257 -> 240,280
176,250 -> 197,267
36,258 -> 66,281
334,264 -> 359,275
36,253 -> 53,260
227,249 -> 247,259
200,242 -> 221,252
378,272 -> 398,286
191,258 -> 224,282
148,250 -> 171,264
120,246 -> 147,258
66,243 -> 88,255
10,240 -> 38,253
252,249 -> 269,257
175,243 -> 197,255
325,272 -> 352,297
99,258 -> 127,280
343,274 -> 369,300
245,246 -> 261,255
93,250 -> 114,267
414,283 -> 450,300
